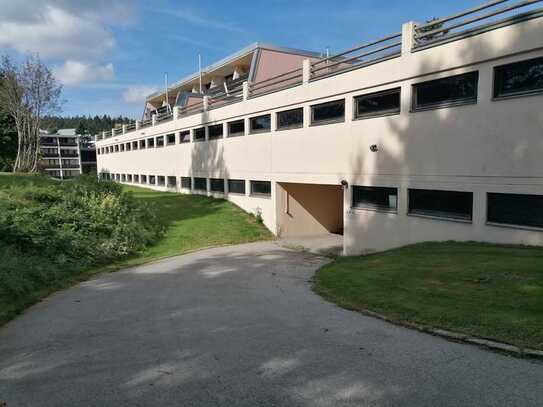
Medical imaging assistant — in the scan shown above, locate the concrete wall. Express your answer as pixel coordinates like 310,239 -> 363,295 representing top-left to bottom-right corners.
97,16 -> 543,254
276,183 -> 343,237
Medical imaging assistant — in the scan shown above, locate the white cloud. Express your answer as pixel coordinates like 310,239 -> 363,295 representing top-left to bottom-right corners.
154,8 -> 244,33
122,85 -> 160,104
0,5 -> 115,60
53,61 -> 114,86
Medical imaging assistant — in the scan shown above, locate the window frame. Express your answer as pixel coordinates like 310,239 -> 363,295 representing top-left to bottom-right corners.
147,138 -> 155,148
227,179 -> 246,195
132,141 -> 138,150
209,178 -> 225,193
249,114 -> 271,135
179,130 -> 191,143
193,127 -> 206,142
140,174 -> 147,184
412,71 -> 479,112
351,186 -> 399,213
208,124 -> 224,140
166,133 -> 176,145
193,177 -> 207,192
156,136 -> 165,148
276,107 -> 304,131
493,56 -> 543,100
180,176 -> 191,189
486,192 -> 543,230
310,99 -> 345,126
227,119 -> 245,137
407,188 -> 473,223
354,88 -> 401,120
250,180 -> 271,197
139,140 -> 146,149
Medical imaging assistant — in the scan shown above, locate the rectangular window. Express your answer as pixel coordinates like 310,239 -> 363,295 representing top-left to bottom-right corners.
413,71 -> 478,111
493,57 -> 543,99
408,189 -> 473,221
134,174 -> 139,183
149,175 -> 156,185
157,176 -> 165,186
140,174 -> 147,183
156,136 -> 164,147
228,119 -> 245,137
126,143 -> 131,151
250,180 -> 271,196
179,130 -> 190,143
127,174 -> 132,182
121,174 -> 126,182
166,133 -> 176,145
250,114 -> 271,134
352,186 -> 398,212
193,177 -> 207,191
228,179 -> 246,195
208,124 -> 223,140
193,127 -> 206,142
114,145 -> 119,152
147,138 -> 155,148
167,176 -> 176,187
487,193 -> 543,229
120,144 -> 125,152
210,178 -> 225,193
354,88 -> 401,119
311,99 -> 345,125
180,176 -> 191,189
132,141 -> 138,150
139,140 -> 146,149
277,107 -> 303,130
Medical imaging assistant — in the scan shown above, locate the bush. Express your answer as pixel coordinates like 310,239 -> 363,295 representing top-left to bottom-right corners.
0,176 -> 164,305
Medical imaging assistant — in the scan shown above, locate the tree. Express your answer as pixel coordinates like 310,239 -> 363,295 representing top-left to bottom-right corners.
0,55 -> 62,172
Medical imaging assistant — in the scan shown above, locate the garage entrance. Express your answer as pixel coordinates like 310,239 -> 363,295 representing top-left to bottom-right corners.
276,182 -> 344,246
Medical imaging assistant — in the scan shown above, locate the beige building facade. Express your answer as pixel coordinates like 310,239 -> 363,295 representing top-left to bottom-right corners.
96,2 -> 543,255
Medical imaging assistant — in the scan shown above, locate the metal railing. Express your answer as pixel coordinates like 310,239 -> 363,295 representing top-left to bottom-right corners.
414,0 -> 543,47
311,33 -> 402,81
249,67 -> 303,98
113,127 -> 123,136
140,118 -> 152,128
177,102 -> 204,118
126,122 -> 136,131
103,130 -> 112,138
208,77 -> 245,109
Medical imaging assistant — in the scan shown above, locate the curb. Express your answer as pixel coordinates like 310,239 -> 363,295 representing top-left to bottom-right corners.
357,309 -> 543,359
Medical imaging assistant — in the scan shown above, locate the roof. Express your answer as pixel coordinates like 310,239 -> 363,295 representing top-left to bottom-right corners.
146,42 -> 320,101
57,129 -> 77,136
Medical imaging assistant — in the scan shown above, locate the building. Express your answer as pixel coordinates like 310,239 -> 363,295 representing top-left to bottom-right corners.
96,1 -> 543,255
40,129 -> 97,179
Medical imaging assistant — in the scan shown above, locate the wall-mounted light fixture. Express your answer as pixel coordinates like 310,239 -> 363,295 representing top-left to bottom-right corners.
340,180 -> 349,190
370,144 -> 378,152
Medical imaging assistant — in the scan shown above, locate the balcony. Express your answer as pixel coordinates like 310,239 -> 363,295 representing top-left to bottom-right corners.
60,151 -> 78,158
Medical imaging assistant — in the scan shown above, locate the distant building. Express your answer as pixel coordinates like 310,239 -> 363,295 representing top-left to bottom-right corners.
39,129 -> 97,179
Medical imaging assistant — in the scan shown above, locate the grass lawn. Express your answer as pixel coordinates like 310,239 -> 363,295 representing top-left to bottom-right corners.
0,174 -> 271,325
314,242 -> 543,350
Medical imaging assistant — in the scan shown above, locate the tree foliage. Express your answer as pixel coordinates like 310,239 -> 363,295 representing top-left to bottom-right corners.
0,55 -> 62,173
41,114 -> 133,136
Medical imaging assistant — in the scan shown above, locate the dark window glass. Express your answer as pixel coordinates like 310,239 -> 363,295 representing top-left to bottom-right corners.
487,193 -> 543,228
355,88 -> 401,119
156,136 -> 164,147
352,186 -> 398,211
140,174 -> 147,183
193,177 -> 207,191
167,176 -> 176,187
127,174 -> 132,182
120,144 -> 124,152
228,119 -> 245,136
179,130 -> 190,143
210,178 -> 225,192
494,57 -> 543,98
132,141 -> 138,150
139,140 -> 146,149
208,124 -> 223,140
311,99 -> 345,124
157,176 -> 165,186
413,71 -> 478,110
149,175 -> 156,185
408,189 -> 473,221
250,180 -> 271,196
277,107 -> 303,129
147,138 -> 155,148
114,145 -> 119,152
121,174 -> 126,181
228,179 -> 246,194
134,175 -> 139,183
125,143 -> 131,151
194,127 -> 206,142
167,133 -> 176,145
181,177 -> 191,189
250,114 -> 271,133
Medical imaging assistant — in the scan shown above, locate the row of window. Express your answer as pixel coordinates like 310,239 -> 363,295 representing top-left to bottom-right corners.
98,56 -> 543,156
352,186 -> 543,229
103,173 -> 272,197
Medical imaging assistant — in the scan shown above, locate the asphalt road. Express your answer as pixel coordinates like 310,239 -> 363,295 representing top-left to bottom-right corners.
1,242 -> 542,406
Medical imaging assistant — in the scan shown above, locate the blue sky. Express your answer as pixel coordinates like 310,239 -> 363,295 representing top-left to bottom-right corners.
0,0 -> 485,119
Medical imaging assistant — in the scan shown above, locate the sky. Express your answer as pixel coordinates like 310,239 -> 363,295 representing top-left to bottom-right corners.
0,0 -> 487,120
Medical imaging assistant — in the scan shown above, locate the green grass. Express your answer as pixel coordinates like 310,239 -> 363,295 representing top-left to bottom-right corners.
314,242 -> 543,350
0,174 -> 271,325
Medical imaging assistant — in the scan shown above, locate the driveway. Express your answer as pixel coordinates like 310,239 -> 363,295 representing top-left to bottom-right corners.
0,242 -> 542,406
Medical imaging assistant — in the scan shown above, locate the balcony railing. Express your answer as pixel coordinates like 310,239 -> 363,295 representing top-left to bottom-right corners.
113,127 -> 123,136
104,130 -> 112,138
177,102 -> 204,118
208,77 -> 245,109
140,118 -> 152,128
249,68 -> 303,98
414,0 -> 543,48
126,122 -> 136,131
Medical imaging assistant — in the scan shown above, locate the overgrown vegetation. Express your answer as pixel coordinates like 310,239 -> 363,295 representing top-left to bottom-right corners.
0,174 -> 271,325
0,174 -> 163,323
314,242 -> 543,350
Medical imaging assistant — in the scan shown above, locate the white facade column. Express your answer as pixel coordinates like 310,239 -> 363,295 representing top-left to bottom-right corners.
135,120 -> 141,130
302,59 -> 311,84
402,21 -> 418,54
242,81 -> 249,100
173,106 -> 179,120
122,124 -> 127,134
203,95 -> 209,111
102,131 -> 106,139
151,115 -> 157,126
